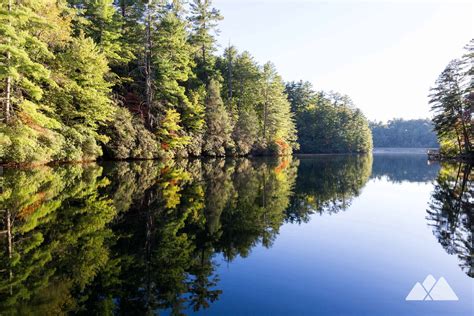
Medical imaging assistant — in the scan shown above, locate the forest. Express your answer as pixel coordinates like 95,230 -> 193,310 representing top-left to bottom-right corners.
0,0 -> 372,164
286,81 -> 373,154
370,119 -> 438,148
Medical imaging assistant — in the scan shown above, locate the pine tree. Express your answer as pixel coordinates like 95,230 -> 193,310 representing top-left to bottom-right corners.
258,63 -> 298,155
153,8 -> 194,150
188,0 -> 222,84
285,80 -> 318,114
0,0 -> 70,162
460,39 -> 474,154
202,79 -> 231,156
232,108 -> 258,155
51,34 -> 115,160
216,49 -> 263,155
68,0 -> 133,64
430,59 -> 471,155
0,1 -> 53,123
286,84 -> 372,154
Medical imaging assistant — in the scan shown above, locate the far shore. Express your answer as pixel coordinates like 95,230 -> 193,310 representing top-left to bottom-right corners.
372,147 -> 437,154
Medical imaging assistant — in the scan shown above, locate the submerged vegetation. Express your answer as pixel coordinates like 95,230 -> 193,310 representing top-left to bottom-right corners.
0,0 -> 372,164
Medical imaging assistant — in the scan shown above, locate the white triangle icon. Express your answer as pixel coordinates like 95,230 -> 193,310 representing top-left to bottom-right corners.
406,282 -> 427,300
406,276 -> 459,301
429,277 -> 459,301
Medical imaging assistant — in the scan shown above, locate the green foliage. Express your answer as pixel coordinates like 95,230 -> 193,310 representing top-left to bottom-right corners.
152,9 -> 195,151
257,63 -> 298,155
286,82 -> 372,153
1,0 -> 374,164
54,35 -> 114,131
188,0 -> 223,83
102,106 -> 163,159
202,79 -> 232,156
0,1 -> 63,163
232,108 -> 259,155
68,0 -> 134,64
285,80 -> 318,114
156,108 -> 190,151
429,41 -> 473,157
0,1 -> 115,163
1,109 -> 65,163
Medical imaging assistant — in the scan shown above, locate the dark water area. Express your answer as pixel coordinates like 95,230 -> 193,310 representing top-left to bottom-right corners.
0,154 -> 472,315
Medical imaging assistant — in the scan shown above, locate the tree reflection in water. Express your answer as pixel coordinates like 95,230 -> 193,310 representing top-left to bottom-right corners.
286,155 -> 372,224
0,155 -> 373,314
427,163 -> 473,278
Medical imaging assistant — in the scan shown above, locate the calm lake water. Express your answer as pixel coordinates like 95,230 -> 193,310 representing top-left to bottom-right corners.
1,154 -> 472,315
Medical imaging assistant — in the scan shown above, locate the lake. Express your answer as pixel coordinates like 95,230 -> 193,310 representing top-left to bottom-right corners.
0,154 -> 472,315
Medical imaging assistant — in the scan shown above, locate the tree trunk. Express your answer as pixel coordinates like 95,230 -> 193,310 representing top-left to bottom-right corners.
228,50 -> 232,100
4,0 -> 12,123
121,0 -> 126,18
144,4 -> 153,129
454,122 -> 462,154
4,210 -> 13,295
263,85 -> 268,141
5,74 -> 11,123
459,114 -> 471,153
263,101 -> 267,141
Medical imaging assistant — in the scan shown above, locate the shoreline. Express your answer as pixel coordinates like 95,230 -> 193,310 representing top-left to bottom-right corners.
3,150 -> 473,169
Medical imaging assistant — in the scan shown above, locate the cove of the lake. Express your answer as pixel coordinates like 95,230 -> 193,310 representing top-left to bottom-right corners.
1,154 -> 472,315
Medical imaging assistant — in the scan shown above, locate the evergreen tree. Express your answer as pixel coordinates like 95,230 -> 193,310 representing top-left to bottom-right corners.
232,108 -> 259,155
285,80 -> 318,114
202,80 -> 232,156
68,0 -> 133,64
1,0 -> 377,163
52,34 -> 115,160
188,0 -> 222,84
286,85 -> 372,154
0,0 -> 70,163
216,48 -> 261,155
153,7 -> 195,151
430,59 -> 472,156
258,63 -> 298,155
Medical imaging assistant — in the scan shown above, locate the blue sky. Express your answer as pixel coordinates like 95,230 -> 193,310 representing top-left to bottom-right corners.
213,0 -> 473,122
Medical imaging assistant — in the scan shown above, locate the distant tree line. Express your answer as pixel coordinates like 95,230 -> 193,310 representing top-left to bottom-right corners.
369,119 -> 439,148
1,0 -> 372,164
429,39 -> 473,158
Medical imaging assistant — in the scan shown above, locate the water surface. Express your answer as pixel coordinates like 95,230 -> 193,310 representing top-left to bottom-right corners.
0,154 -> 472,315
